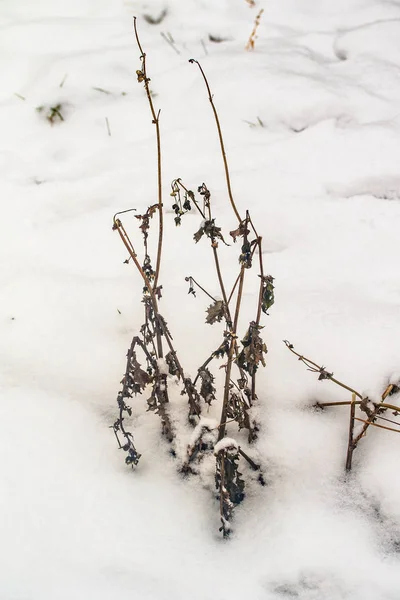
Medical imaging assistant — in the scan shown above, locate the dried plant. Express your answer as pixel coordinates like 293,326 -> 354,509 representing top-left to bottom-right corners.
284,341 -> 400,471
36,103 -> 65,124
246,9 -> 264,51
111,19 -> 273,536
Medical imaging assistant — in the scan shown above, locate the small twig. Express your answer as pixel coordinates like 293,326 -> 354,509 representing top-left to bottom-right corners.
354,418 -> 400,434
246,9 -> 264,51
375,414 -> 400,427
105,117 -> 111,136
14,92 -> 26,101
218,266 -> 246,441
251,235 -> 265,403
185,276 -> 217,302
352,383 -> 397,447
93,86 -> 111,95
173,179 -> 206,219
113,214 -> 163,358
189,59 -> 242,223
160,31 -> 181,55
284,341 -> 364,401
238,447 -> 260,471
134,17 -> 164,290
201,39 -> 208,56
315,399 -> 400,413
216,417 -> 242,429
345,394 -> 356,471
59,74 -> 68,88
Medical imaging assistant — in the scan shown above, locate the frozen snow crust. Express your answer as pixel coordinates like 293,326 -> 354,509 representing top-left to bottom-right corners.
1,0 -> 400,598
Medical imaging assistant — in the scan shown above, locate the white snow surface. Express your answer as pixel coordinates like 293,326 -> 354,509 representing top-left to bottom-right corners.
1,0 -> 400,598
214,437 -> 239,453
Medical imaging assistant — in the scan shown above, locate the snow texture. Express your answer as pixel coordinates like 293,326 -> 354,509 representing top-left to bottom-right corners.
214,437 -> 239,454
1,0 -> 400,598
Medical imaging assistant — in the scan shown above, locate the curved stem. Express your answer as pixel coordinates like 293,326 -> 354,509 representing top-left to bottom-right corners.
284,341 -> 364,401
189,59 -> 241,223
134,17 -> 163,289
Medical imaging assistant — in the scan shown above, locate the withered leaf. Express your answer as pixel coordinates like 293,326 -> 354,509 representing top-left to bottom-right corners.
194,219 -> 229,246
199,368 -> 217,405
206,299 -> 226,325
239,240 -> 252,268
130,351 -> 151,392
261,275 -> 275,314
318,368 -> 333,381
165,351 -> 180,377
215,446 -> 245,537
194,225 -> 205,243
154,285 -> 163,300
212,337 -> 230,359
230,220 -> 250,242
237,321 -> 267,376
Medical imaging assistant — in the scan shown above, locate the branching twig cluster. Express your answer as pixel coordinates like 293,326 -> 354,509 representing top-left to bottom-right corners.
284,341 -> 400,471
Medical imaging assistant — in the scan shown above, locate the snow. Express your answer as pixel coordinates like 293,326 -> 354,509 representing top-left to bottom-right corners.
1,0 -> 400,598
214,437 -> 239,454
189,417 -> 219,447
156,358 -> 169,375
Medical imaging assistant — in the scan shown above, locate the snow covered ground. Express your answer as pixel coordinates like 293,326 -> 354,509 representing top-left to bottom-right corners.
1,0 -> 400,598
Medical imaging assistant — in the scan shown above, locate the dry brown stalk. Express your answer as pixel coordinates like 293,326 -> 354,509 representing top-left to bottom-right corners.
316,399 -> 400,413
133,17 -> 164,290
354,418 -> 400,434
246,9 -> 264,51
218,266 -> 246,441
189,59 -> 242,223
284,341 -> 364,401
345,394 -> 356,471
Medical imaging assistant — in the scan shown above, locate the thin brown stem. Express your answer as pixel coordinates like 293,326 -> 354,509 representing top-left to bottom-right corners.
255,237 -> 265,326
113,215 -> 163,358
284,341 -> 364,401
218,266 -> 246,441
227,242 -> 258,305
238,447 -> 260,471
175,179 -> 206,219
186,276 -> 217,302
189,59 -> 241,223
375,414 -> 400,427
315,400 -> 400,413
354,418 -> 400,434
157,319 -> 201,418
193,354 -> 214,386
251,235 -> 264,403
133,17 -> 163,290
212,247 -> 232,326
345,394 -> 356,471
